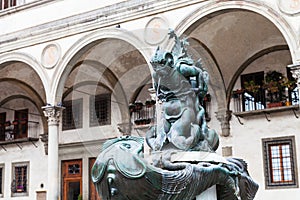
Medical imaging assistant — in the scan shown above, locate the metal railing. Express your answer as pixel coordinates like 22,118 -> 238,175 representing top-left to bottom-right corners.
129,100 -> 156,126
0,120 -> 39,142
232,88 -> 299,113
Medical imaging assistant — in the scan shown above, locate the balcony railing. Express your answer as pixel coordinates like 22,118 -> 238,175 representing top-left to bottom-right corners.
0,120 -> 39,144
129,100 -> 156,126
232,88 -> 299,113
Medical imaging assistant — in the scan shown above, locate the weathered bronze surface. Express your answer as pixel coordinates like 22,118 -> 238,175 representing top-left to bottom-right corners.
92,30 -> 258,200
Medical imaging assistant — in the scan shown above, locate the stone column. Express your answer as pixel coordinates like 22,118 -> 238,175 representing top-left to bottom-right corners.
42,105 -> 64,200
288,63 -> 300,107
216,109 -> 232,137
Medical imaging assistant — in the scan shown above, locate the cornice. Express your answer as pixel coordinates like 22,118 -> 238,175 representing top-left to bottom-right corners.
0,0 -> 207,54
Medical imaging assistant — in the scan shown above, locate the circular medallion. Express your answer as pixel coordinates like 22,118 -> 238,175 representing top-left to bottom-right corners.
144,17 -> 169,45
277,0 -> 300,15
41,43 -> 61,69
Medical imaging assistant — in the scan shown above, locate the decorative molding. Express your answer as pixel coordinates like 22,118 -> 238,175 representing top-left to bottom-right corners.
42,105 -> 64,126
144,16 -> 169,45
277,0 -> 300,15
41,43 -> 61,69
0,0 -> 207,54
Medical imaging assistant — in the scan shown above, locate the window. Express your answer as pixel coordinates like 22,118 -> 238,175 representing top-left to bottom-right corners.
0,0 -> 16,10
0,113 -> 6,141
62,99 -> 83,130
262,136 -> 298,189
0,164 -> 4,196
13,109 -> 28,139
11,162 -> 29,196
90,94 -> 111,127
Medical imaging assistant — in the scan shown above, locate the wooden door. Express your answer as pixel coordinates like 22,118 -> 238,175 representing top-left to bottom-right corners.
62,159 -> 82,200
89,158 -> 101,200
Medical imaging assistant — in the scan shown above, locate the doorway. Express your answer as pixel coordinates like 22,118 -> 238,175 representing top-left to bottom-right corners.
62,159 -> 82,200
89,158 -> 101,200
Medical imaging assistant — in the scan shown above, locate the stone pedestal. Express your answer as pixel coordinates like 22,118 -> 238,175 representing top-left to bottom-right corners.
196,185 -> 217,200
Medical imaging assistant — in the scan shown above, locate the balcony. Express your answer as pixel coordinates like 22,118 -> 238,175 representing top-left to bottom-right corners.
129,100 -> 156,127
0,119 -> 39,148
233,70 -> 299,114
231,88 -> 299,119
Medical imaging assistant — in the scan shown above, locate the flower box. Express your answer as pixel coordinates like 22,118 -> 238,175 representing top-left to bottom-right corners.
267,102 -> 283,108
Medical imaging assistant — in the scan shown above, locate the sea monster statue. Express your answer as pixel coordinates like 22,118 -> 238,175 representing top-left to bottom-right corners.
92,30 -> 259,200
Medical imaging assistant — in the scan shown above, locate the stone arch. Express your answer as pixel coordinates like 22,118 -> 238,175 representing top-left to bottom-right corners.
52,28 -> 150,105
0,78 -> 45,106
226,45 -> 289,108
187,37 -> 227,109
0,52 -> 50,96
129,75 -> 152,104
53,28 -> 151,126
175,0 -> 297,63
63,59 -> 130,125
0,78 -> 47,134
0,54 -> 48,132
63,81 -> 112,100
170,1 -> 296,136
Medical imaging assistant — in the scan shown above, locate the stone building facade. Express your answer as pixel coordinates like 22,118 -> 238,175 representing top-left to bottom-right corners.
0,0 -> 300,199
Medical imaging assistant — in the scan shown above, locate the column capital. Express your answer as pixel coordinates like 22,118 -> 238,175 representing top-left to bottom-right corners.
42,105 -> 65,126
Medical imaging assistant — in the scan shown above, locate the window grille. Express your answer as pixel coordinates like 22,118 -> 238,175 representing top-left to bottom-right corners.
89,94 -> 111,127
62,99 -> 83,130
68,164 -> 80,175
15,166 -> 27,192
262,137 -> 298,189
11,162 -> 29,196
129,100 -> 155,126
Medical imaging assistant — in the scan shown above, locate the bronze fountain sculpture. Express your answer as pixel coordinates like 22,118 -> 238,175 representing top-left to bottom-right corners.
91,30 -> 259,200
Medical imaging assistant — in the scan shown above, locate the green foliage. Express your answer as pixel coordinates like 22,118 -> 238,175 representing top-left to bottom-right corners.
243,80 -> 260,93
263,70 -> 295,103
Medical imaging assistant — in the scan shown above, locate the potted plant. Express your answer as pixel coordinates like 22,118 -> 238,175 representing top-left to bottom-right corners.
263,70 -> 288,108
281,77 -> 296,106
244,80 -> 261,94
